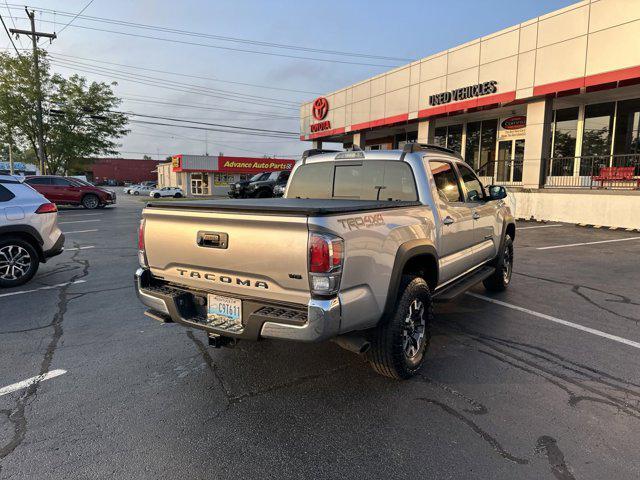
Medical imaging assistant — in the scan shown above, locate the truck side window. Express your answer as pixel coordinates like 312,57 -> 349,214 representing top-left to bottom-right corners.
429,161 -> 463,203
381,162 -> 418,201
456,163 -> 484,202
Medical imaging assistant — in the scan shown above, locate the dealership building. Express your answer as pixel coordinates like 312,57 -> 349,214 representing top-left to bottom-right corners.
300,0 -> 640,228
157,154 -> 295,196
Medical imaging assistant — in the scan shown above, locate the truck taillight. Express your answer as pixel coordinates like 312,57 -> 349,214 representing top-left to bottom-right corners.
138,218 -> 148,268
35,202 -> 57,214
309,232 -> 343,296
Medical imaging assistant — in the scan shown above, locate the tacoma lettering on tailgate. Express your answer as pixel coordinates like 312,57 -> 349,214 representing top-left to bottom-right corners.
176,268 -> 269,289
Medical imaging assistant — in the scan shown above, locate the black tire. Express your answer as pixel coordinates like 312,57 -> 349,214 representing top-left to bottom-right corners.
0,237 -> 40,288
82,194 -> 100,209
256,189 -> 271,198
173,193 -> 182,198
153,193 -> 161,198
483,235 -> 513,292
133,191 -> 140,196
367,275 -> 433,379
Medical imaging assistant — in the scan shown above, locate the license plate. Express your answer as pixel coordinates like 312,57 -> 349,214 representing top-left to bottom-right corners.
207,293 -> 242,323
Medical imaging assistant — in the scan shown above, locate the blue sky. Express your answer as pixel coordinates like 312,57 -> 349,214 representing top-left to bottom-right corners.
3,0 -> 575,159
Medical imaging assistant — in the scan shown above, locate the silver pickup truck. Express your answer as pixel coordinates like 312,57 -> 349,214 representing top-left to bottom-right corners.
135,144 -> 515,379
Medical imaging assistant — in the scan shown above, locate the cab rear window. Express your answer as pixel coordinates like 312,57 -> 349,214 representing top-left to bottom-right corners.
288,161 -> 418,201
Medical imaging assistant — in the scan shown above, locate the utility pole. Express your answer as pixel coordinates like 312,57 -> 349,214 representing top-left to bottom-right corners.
8,138 -> 13,175
10,8 -> 56,175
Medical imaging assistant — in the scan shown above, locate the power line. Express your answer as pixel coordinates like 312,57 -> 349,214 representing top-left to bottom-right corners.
57,0 -> 95,34
49,52 -> 320,95
12,5 -> 410,62
121,111 -> 298,135
48,55 -> 299,106
0,13 -> 19,55
49,58 -> 300,110
128,119 -> 298,139
13,14 -> 399,68
119,95 -> 297,119
4,0 -> 22,48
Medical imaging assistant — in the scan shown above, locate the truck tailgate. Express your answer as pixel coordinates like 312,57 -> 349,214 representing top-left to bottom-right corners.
143,207 -> 311,305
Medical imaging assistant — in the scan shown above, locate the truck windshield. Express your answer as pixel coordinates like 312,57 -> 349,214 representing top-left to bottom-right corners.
287,160 -> 418,201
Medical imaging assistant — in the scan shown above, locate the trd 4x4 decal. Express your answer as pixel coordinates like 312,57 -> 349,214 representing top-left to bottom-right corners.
337,214 -> 385,231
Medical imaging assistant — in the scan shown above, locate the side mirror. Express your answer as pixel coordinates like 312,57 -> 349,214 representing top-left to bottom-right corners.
487,185 -> 507,200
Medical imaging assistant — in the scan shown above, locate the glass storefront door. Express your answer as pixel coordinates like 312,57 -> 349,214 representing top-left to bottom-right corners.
495,139 -> 525,182
190,173 -> 209,195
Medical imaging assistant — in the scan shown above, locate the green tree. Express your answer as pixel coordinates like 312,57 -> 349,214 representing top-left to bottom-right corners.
0,50 -> 129,174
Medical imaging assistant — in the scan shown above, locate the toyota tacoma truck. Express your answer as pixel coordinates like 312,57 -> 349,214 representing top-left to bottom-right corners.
135,144 -> 515,379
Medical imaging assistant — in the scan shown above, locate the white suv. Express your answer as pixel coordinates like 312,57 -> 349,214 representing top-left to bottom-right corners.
0,175 -> 65,287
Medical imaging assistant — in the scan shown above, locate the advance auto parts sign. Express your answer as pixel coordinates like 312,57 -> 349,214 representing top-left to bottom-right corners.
218,158 -> 295,173
498,115 -> 526,140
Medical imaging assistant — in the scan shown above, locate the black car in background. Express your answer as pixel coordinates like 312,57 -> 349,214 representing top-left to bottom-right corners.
228,172 -> 270,198
244,170 -> 290,198
228,171 -> 291,198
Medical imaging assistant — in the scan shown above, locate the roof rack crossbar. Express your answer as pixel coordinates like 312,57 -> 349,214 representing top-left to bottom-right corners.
301,148 -> 340,163
401,142 -> 463,159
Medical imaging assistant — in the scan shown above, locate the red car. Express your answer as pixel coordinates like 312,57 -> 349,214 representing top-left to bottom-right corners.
24,176 -> 116,209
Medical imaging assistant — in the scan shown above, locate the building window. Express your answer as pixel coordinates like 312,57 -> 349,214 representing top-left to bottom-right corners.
582,102 -> 615,158
394,131 -> 418,149
614,98 -> 640,155
464,120 -> 497,174
549,107 -> 579,176
465,121 -> 481,169
434,127 -> 447,147
433,125 -> 463,154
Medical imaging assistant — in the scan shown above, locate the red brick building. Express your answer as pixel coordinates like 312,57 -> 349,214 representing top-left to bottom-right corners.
89,158 -> 162,185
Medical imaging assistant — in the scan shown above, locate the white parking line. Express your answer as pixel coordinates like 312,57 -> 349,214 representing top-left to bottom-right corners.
58,213 -> 102,217
63,229 -> 99,234
0,369 -> 67,397
466,292 -> 640,350
518,224 -> 562,230
0,280 -> 86,298
59,219 -> 101,225
65,246 -> 95,251
536,236 -> 640,250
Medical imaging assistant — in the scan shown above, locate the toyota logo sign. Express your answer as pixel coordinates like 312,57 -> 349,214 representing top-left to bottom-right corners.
312,97 -> 329,120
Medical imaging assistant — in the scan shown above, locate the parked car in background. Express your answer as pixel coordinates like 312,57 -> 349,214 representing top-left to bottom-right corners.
24,175 -> 116,209
272,172 -> 290,197
0,175 -> 64,287
273,183 -> 286,197
131,184 -> 155,196
228,172 -> 270,198
149,187 -> 183,198
244,170 -> 290,198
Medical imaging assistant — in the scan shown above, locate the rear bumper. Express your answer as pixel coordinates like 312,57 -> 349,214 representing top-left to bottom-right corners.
134,268 -> 340,342
43,233 -> 65,260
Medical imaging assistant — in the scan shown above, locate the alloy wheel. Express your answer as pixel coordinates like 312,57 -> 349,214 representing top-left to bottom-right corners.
402,299 -> 426,358
502,244 -> 513,284
0,245 -> 32,281
84,195 -> 99,209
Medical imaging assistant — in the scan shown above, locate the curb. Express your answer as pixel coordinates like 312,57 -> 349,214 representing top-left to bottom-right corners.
517,217 -> 640,232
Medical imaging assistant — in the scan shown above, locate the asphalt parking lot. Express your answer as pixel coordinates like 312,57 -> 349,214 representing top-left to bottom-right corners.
1,191 -> 639,479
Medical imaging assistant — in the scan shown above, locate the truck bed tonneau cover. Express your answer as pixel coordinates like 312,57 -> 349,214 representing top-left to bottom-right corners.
145,198 -> 422,216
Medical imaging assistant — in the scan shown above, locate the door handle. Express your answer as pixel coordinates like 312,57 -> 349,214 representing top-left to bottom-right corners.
443,216 -> 455,225
472,212 -> 480,220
